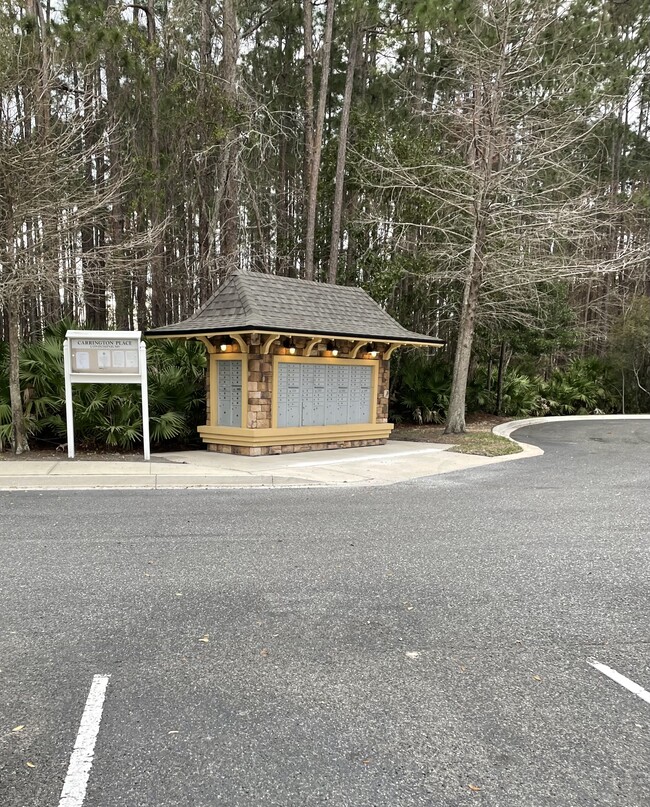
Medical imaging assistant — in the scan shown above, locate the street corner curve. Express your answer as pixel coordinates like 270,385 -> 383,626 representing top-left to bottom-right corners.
491,419 -> 545,459
492,413 -> 650,456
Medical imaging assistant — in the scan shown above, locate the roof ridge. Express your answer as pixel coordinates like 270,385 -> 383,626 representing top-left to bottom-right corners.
246,272 -> 363,289
233,271 -> 374,295
232,272 -> 256,321
186,272 -> 236,321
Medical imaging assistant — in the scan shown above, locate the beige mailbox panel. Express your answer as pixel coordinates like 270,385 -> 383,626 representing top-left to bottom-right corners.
70,337 -> 140,375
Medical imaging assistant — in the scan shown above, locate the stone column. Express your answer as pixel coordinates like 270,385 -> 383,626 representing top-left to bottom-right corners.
376,358 -> 390,423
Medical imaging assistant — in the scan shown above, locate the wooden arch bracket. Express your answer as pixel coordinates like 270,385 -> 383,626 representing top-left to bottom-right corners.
261,333 -> 280,355
349,340 -> 368,359
231,334 -> 248,354
304,337 -> 322,357
384,344 -> 401,360
196,335 -> 217,354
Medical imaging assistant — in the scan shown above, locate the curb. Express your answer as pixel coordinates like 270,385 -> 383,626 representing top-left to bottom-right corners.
0,473 -> 342,492
492,414 -> 650,448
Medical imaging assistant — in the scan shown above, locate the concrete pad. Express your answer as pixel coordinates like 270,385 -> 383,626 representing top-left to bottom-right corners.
269,476 -> 335,487
153,474 -> 275,489
47,460 -> 153,476
2,475 -> 157,490
153,441 -> 453,473
263,466 -> 374,486
0,462 -> 57,476
153,464 -> 252,478
284,444 -> 454,469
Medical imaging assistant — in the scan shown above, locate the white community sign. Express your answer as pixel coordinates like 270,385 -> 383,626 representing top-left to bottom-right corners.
63,330 -> 150,460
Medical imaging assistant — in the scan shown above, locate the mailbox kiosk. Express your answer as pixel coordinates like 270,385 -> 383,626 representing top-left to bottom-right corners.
147,272 -> 443,456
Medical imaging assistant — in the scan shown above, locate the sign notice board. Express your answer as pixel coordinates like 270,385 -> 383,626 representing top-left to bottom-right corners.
69,335 -> 141,376
63,330 -> 150,460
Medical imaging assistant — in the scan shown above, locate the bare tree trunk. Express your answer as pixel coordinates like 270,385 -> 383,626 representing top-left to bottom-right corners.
446,78 -> 491,434
7,299 -> 28,454
198,0 -> 212,299
495,340 -> 507,416
445,209 -> 485,433
27,0 -> 50,131
276,118 -> 289,275
327,21 -> 362,285
147,0 -> 165,325
81,69 -> 103,327
444,7 -> 508,433
1,166 -> 28,452
302,0 -> 314,278
219,0 -> 239,276
106,1 -> 128,328
28,0 -> 60,328
304,0 -> 334,281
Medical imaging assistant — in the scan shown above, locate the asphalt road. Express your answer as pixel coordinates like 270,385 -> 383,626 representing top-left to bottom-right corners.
1,420 -> 649,807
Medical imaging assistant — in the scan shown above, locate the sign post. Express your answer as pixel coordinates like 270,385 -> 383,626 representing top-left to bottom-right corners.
63,330 -> 150,460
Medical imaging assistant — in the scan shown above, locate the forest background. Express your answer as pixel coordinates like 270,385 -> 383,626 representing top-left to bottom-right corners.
1,0 -> 650,452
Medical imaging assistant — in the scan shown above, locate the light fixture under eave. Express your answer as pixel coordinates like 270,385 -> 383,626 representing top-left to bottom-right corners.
282,337 -> 297,355
326,340 -> 339,357
220,336 -> 233,352
367,343 -> 379,359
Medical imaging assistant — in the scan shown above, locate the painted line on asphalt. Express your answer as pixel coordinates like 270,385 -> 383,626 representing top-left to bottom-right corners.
290,447 -> 448,468
587,658 -> 650,705
58,674 -> 110,807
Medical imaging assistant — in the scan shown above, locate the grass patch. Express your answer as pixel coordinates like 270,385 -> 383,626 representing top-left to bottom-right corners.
391,416 -> 522,456
448,431 -> 522,456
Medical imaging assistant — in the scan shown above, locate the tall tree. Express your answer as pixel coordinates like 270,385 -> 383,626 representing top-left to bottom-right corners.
328,13 -> 363,284
304,0 -> 335,281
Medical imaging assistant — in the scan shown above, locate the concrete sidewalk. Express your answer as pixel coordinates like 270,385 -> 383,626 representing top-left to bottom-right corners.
0,438 -> 542,490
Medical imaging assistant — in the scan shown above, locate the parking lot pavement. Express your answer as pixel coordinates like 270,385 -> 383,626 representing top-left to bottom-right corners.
1,419 -> 649,806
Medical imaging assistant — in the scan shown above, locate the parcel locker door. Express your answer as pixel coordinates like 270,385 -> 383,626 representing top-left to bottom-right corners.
217,360 -> 242,427
277,362 -> 301,427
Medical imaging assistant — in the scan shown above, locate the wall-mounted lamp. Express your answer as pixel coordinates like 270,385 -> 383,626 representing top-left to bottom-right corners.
367,343 -> 379,359
282,337 -> 297,355
220,336 -> 233,352
326,341 -> 339,357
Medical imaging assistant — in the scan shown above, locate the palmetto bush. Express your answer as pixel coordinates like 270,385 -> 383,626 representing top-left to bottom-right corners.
539,358 -> 615,415
0,324 -> 206,451
390,353 -> 451,424
389,354 -> 617,426
469,368 -> 542,417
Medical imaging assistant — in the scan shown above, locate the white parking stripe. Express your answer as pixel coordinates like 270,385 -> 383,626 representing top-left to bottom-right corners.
587,658 -> 650,705
58,675 -> 110,807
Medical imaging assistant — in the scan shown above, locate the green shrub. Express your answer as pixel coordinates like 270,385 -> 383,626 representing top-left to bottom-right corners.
390,354 -> 618,425
0,324 -> 207,452
539,358 -> 615,416
468,367 -> 541,417
390,353 -> 451,424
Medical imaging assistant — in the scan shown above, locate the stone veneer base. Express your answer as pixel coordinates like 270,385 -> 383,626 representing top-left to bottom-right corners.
206,439 -> 387,457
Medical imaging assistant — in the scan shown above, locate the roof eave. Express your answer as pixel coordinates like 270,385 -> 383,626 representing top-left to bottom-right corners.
145,325 -> 444,347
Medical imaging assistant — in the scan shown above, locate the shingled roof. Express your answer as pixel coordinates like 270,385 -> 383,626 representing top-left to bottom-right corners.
146,271 -> 443,346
